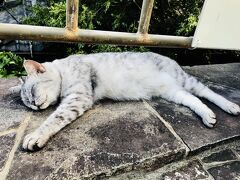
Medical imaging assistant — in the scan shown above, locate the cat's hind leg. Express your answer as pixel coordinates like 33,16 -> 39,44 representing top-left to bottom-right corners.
161,88 -> 217,128
182,75 -> 240,115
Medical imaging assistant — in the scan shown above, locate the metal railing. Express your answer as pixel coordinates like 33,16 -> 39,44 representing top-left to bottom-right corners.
0,0 -> 193,48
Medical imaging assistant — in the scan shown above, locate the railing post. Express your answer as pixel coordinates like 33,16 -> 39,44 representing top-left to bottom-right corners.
66,0 -> 79,31
137,0 -> 155,34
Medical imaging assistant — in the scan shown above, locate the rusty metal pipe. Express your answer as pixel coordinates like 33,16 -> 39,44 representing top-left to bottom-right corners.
66,0 -> 79,31
0,23 -> 192,48
138,0 -> 155,34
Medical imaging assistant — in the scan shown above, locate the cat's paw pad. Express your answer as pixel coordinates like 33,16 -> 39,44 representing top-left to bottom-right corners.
202,111 -> 216,128
224,102 -> 240,115
22,131 -> 49,151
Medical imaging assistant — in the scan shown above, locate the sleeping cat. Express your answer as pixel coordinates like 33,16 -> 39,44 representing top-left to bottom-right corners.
12,52 -> 240,151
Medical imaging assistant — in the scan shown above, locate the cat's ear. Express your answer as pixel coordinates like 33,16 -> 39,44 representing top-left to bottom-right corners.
23,60 -> 46,75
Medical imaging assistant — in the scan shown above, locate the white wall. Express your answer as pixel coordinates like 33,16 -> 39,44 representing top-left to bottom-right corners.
192,0 -> 240,50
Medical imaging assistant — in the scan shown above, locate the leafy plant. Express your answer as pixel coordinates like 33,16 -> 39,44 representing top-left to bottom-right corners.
176,14 -> 199,36
0,52 -> 26,77
22,0 -> 145,54
23,2 -> 96,29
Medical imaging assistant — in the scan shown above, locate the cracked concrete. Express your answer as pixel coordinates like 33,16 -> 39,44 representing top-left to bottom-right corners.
0,63 -> 240,179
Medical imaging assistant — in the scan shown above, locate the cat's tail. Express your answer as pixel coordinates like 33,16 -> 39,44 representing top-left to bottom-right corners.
182,70 -> 240,115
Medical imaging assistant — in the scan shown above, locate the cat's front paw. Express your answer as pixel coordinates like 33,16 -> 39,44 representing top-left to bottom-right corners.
224,102 -> 240,115
202,111 -> 217,128
22,131 -> 50,151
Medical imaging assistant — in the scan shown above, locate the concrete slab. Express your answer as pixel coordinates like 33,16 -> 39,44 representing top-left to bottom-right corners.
1,63 -> 240,179
0,78 -> 28,132
0,133 -> 16,171
7,101 -> 187,179
109,138 -> 240,180
149,82 -> 240,151
109,159 -> 211,180
184,63 -> 240,89
202,149 -> 238,163
0,78 -> 20,104
208,161 -> 240,179
160,160 -> 210,180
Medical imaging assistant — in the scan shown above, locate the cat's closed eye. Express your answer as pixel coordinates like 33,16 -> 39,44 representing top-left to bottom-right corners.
31,85 -> 36,99
31,88 -> 38,106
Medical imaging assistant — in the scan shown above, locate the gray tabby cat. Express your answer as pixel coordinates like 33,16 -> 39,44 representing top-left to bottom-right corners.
12,52 -> 240,151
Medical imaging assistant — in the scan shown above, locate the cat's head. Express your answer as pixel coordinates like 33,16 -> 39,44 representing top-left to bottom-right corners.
20,60 -> 61,110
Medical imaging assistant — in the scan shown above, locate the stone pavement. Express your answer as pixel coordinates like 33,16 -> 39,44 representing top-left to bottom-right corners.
0,63 -> 240,179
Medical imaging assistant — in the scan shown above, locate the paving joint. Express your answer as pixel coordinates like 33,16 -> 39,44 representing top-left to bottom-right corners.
0,112 -> 32,180
0,129 -> 17,137
143,100 -> 190,156
189,136 -> 240,156
192,158 -> 216,180
202,159 -> 239,169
